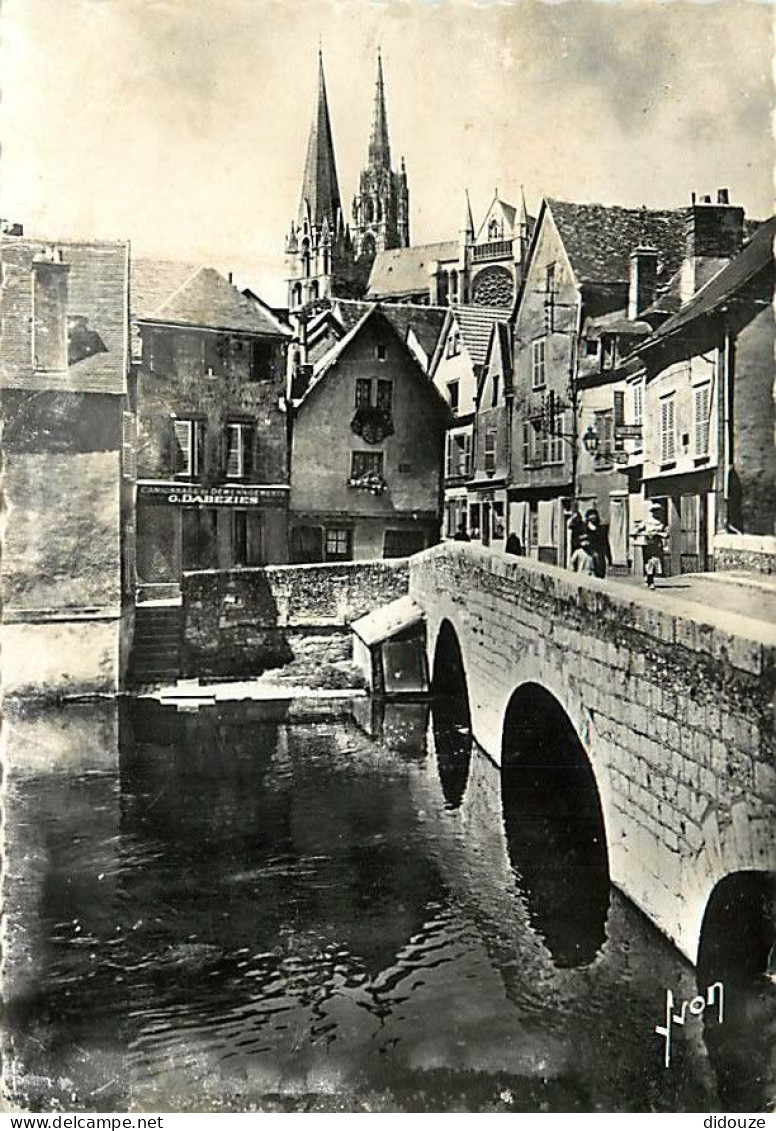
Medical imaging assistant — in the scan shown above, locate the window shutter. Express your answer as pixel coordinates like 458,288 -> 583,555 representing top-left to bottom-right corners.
694,384 -> 711,457
226,424 -> 241,478
661,398 -> 676,463
172,419 -> 191,475
122,412 -> 136,480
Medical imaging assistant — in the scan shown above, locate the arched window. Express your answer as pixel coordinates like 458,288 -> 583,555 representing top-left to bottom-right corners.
438,270 -> 449,306
322,248 -> 330,275
488,219 -> 499,241
291,283 -> 302,308
449,269 -> 458,304
309,280 -> 319,301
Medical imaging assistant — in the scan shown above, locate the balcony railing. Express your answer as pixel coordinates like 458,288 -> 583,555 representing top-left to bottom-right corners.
472,239 -> 513,263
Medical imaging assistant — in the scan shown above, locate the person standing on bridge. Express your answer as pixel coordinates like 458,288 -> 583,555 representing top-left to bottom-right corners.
570,533 -> 597,576
585,507 -> 613,579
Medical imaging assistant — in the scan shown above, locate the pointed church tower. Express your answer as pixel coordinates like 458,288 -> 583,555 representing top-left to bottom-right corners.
352,51 -> 410,267
286,51 -> 353,313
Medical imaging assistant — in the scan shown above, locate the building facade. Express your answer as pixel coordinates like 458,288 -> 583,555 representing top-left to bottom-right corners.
0,235 -> 132,694
131,264 -> 292,598
429,304 -> 510,538
289,305 -> 450,561
634,210 -> 775,574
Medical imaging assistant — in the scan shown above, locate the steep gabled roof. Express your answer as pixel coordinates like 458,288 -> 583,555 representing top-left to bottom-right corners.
477,320 -> 514,401
333,297 -> 447,361
637,214 -> 776,350
368,240 -> 459,299
452,304 -> 510,367
297,304 -> 451,418
134,265 -> 289,337
546,199 -> 687,287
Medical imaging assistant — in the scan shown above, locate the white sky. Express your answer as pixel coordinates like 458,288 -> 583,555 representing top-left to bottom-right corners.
1,0 -> 773,304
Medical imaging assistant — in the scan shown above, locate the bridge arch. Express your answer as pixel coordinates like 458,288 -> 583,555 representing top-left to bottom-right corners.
501,682 -> 611,966
431,619 -> 473,810
697,870 -> 776,982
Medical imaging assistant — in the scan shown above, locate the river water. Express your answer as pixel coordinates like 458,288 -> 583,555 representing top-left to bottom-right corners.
3,697 -> 774,1113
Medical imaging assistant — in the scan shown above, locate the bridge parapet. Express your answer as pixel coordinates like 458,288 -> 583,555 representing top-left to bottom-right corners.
409,542 -> 776,962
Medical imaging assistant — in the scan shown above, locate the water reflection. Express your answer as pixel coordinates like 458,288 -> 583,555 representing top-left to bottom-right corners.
432,696 -> 472,810
1,695 -> 769,1111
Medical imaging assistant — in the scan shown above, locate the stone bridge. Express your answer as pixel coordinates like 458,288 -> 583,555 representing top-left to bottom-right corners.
408,542 -> 776,965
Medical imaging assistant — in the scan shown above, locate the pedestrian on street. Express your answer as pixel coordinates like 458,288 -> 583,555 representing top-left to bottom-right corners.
505,533 -> 523,556
570,534 -> 597,576
453,521 -> 471,543
568,506 -> 586,555
585,506 -> 613,579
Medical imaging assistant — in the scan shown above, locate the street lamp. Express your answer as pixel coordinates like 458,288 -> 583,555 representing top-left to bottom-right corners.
582,425 -> 599,455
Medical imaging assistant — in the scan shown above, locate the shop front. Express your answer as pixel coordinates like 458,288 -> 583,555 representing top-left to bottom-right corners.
136,482 -> 289,599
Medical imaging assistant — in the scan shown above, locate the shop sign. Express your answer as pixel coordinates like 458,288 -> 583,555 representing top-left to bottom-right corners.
614,424 -> 643,440
138,483 -> 287,507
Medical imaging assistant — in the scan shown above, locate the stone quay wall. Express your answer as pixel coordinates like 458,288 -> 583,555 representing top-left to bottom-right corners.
409,541 -> 776,962
182,559 -> 409,678
714,532 -> 776,575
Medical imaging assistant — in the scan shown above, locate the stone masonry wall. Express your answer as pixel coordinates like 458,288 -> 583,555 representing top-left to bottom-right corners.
182,559 -> 409,678
410,542 -> 776,961
715,532 -> 776,575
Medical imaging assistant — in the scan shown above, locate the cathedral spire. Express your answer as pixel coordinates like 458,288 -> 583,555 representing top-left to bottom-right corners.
299,50 -> 342,231
462,188 -> 475,243
368,49 -> 391,170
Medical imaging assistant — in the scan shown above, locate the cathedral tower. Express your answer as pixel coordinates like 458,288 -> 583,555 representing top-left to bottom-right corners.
286,51 -> 354,313
351,52 -> 410,266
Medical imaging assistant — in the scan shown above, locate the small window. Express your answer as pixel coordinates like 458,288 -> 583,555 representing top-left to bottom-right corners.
492,374 -> 500,407
203,334 -> 224,376
351,450 -> 384,479
469,503 -> 481,538
355,378 -> 372,408
250,338 -> 275,382
172,418 -> 203,478
531,338 -> 546,390
225,422 -> 254,479
584,338 -> 598,358
693,382 -> 711,457
447,380 -> 460,413
325,527 -> 352,561
376,379 -> 393,412
376,343 -> 387,361
488,219 -> 499,241
660,395 -> 676,464
484,429 -> 497,473
548,413 -> 565,465
601,335 -> 616,369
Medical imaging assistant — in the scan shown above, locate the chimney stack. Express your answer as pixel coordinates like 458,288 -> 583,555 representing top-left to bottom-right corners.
681,190 -> 745,301
628,246 -> 659,320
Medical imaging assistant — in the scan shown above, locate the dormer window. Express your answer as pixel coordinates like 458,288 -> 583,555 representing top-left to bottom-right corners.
32,255 -> 70,372
601,334 -> 616,368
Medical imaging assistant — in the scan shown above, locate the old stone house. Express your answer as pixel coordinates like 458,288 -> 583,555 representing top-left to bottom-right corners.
131,263 -> 292,598
288,304 -> 451,561
0,234 -> 133,694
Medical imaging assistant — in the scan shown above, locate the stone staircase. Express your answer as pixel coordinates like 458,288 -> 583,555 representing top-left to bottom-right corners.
127,603 -> 183,687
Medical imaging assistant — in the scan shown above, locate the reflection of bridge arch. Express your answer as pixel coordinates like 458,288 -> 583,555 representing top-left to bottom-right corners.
431,619 -> 472,811
501,682 -> 610,967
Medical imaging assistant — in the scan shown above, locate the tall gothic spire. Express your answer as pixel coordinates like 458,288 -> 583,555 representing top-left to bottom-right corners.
368,49 -> 391,169
462,189 -> 475,243
299,50 -> 342,230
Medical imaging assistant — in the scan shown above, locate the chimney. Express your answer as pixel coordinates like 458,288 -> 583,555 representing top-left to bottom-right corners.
628,246 -> 659,320
681,191 -> 745,301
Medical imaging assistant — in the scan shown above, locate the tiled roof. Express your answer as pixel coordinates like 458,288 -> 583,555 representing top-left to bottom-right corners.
452,303 -> 510,367
300,304 -> 451,417
639,214 -> 776,347
0,237 -> 129,394
368,240 -> 459,299
547,199 -> 687,288
334,298 -> 447,359
134,264 -> 288,337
